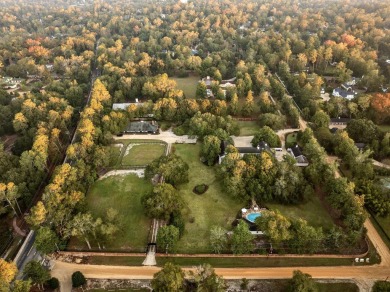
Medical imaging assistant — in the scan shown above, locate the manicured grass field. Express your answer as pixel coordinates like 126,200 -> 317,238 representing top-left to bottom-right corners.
172,76 -> 199,98
286,132 -> 298,146
174,144 -> 240,253
236,121 -> 259,136
121,143 -> 166,166
266,195 -> 335,229
78,174 -> 153,251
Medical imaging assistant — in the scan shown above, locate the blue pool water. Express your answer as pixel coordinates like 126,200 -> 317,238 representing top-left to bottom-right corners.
246,212 -> 261,223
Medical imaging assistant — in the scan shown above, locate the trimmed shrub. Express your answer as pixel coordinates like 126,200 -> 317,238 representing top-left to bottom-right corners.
46,277 -> 60,289
193,184 -> 208,195
71,271 -> 86,288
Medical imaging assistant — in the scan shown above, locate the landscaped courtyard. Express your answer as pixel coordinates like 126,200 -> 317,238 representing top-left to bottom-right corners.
174,144 -> 240,253
68,174 -> 153,251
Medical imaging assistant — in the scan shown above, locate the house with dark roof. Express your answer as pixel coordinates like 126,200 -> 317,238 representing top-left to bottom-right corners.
218,141 -> 273,164
124,121 -> 159,134
287,145 -> 309,167
330,117 -> 350,125
354,143 -> 366,151
332,87 -> 356,100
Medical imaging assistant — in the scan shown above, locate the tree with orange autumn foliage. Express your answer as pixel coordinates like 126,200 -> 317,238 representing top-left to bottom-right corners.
371,93 -> 390,124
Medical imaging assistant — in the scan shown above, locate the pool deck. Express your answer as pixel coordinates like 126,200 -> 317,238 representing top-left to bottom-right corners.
242,207 -> 267,223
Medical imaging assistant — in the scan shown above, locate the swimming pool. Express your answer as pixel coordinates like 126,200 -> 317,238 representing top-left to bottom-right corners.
246,212 -> 261,223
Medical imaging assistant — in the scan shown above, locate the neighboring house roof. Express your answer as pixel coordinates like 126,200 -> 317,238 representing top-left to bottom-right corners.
113,103 -> 131,110
333,88 -> 356,99
125,121 -> 159,133
330,117 -> 350,124
290,144 -> 303,157
355,143 -> 366,150
257,141 -> 271,152
113,103 -> 142,110
236,147 -> 263,154
201,76 -> 213,87
287,145 -> 309,166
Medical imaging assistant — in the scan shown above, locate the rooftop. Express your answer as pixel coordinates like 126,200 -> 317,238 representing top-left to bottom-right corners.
125,121 -> 159,133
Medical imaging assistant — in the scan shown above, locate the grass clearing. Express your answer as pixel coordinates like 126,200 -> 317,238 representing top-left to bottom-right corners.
266,195 -> 335,229
286,132 -> 298,147
236,121 -> 259,136
172,76 -> 199,98
174,144 -> 240,253
69,174 -> 153,251
121,143 -> 166,166
378,124 -> 390,133
371,213 -> 390,250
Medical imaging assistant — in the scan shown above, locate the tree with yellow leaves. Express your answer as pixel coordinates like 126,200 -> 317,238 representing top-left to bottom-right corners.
0,259 -> 17,284
0,182 -> 21,217
26,201 -> 47,227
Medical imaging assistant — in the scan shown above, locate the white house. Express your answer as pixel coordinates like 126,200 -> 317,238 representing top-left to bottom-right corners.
332,88 -> 356,100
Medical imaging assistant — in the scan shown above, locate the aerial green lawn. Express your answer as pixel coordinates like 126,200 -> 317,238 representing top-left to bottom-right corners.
174,144 -> 240,253
172,75 -> 199,98
236,121 -> 259,136
121,143 -> 166,166
266,195 -> 335,229
108,144 -> 122,167
80,174 -> 153,251
286,132 -> 298,146
377,124 -> 390,133
374,214 -> 390,240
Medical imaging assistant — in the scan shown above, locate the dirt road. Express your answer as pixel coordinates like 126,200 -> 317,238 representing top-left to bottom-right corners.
114,129 -> 197,144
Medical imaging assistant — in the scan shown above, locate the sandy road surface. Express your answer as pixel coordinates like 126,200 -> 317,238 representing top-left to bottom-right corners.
113,129 -> 197,144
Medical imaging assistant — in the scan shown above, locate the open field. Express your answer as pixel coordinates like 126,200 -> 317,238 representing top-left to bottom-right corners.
68,174 -> 152,251
108,140 -> 166,168
172,76 -> 199,98
267,195 -> 335,230
174,144 -> 240,253
121,143 -> 166,166
236,121 -> 259,136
